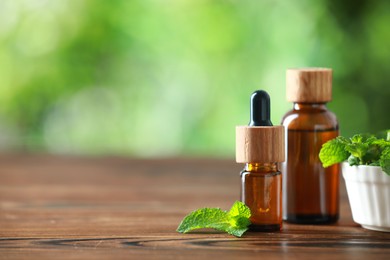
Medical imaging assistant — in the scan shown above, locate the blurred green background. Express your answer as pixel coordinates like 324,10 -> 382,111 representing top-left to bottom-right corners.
0,0 -> 389,157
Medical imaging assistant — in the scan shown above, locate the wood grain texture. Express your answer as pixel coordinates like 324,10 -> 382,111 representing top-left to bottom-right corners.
0,154 -> 390,259
286,68 -> 332,103
236,126 -> 285,163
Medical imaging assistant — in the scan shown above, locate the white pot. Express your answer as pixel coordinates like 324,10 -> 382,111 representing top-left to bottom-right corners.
342,163 -> 390,232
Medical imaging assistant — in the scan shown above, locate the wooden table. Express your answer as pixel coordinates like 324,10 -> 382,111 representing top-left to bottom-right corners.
1,155 -> 389,259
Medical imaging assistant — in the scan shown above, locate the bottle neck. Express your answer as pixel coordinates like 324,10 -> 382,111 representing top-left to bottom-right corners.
244,163 -> 278,173
293,102 -> 327,111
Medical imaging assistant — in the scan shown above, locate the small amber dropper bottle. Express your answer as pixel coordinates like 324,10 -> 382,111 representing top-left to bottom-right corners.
236,90 -> 285,231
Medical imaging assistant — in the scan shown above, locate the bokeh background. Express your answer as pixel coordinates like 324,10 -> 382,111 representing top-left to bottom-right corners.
0,0 -> 389,157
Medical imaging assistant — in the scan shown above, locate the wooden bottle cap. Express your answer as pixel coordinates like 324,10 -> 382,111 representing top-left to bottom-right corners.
236,125 -> 285,163
286,68 -> 332,103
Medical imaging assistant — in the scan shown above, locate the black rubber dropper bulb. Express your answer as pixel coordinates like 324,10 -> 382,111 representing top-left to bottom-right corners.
249,90 -> 273,126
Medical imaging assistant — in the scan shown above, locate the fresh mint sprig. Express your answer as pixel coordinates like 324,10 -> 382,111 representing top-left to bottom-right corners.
176,201 -> 251,237
319,130 -> 390,175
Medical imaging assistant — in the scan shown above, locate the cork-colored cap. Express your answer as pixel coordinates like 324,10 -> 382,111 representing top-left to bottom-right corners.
236,125 -> 285,163
286,68 -> 332,103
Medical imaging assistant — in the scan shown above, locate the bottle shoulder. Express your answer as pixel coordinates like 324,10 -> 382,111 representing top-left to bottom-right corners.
281,108 -> 339,131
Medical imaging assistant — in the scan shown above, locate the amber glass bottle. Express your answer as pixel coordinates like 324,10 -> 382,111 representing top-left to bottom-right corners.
240,163 -> 282,231
281,68 -> 340,224
236,90 -> 285,231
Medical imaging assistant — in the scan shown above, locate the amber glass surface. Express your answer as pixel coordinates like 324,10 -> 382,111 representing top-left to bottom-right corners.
241,163 -> 282,231
281,103 -> 340,224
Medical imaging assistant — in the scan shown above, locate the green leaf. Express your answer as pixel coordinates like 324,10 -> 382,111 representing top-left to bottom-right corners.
350,134 -> 364,144
345,142 -> 368,163
319,137 -> 350,167
379,147 -> 390,175
361,143 -> 382,164
347,155 -> 359,166
371,139 -> 390,150
319,131 -> 390,169
369,161 -> 380,166
227,201 -> 251,236
351,136 -> 390,164
176,208 -> 229,233
228,200 -> 251,218
176,201 -> 251,237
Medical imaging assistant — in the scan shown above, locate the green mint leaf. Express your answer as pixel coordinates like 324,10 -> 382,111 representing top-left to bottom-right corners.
229,200 -> 251,218
320,131 -> 390,169
371,139 -> 390,150
347,135 -> 389,165
369,161 -> 380,166
350,134 -> 364,144
345,134 -> 370,163
379,147 -> 390,175
319,136 -> 350,167
362,143 -> 382,164
226,201 -> 251,237
176,208 -> 229,233
176,201 -> 251,237
348,155 -> 359,166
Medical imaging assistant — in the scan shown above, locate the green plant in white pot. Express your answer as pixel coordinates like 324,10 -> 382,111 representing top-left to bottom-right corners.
319,130 -> 390,232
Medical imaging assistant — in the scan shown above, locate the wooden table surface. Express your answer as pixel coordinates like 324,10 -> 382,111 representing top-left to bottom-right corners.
1,155 -> 389,259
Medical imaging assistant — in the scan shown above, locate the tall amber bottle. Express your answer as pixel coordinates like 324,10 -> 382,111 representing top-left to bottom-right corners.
236,90 -> 285,231
281,68 -> 340,224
